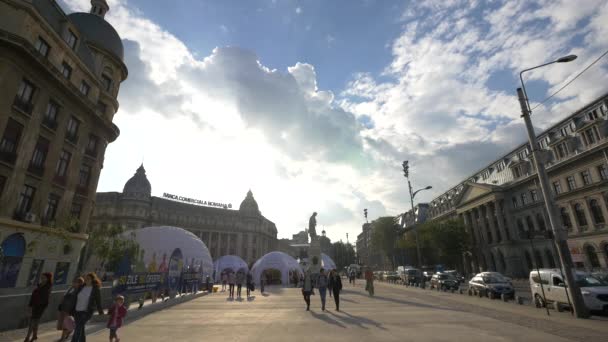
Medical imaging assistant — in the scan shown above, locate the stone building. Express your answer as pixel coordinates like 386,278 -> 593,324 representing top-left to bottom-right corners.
0,0 -> 127,288
399,203 -> 429,231
427,92 -> 608,278
90,165 -> 278,264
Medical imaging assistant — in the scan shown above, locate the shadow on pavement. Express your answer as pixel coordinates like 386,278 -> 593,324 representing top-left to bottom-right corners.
247,296 -> 256,301
327,310 -> 386,330
341,298 -> 359,304
310,310 -> 346,329
341,289 -> 465,313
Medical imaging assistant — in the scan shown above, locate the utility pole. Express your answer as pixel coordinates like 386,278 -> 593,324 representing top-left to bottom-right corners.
517,87 -> 589,318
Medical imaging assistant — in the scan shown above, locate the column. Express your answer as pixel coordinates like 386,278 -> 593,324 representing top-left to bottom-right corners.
474,208 -> 487,244
462,212 -> 475,246
482,205 -> 494,244
494,201 -> 508,243
596,194 -> 608,225
567,201 -> 580,234
582,199 -> 595,230
487,202 -> 500,244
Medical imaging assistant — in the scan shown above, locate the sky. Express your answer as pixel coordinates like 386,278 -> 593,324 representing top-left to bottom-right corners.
59,0 -> 608,242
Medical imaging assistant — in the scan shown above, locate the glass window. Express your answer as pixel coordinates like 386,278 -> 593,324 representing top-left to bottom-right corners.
97,101 -> 107,116
43,194 -> 60,223
15,185 -> 36,216
521,193 -> 528,205
553,181 -> 562,194
86,135 -> 98,157
0,175 -> 6,196
530,189 -> 539,202
79,81 -> 90,96
584,128 -> 598,145
512,166 -> 521,178
78,164 -> 91,187
566,176 -> 576,191
560,207 -> 572,230
526,216 -> 535,233
598,164 -> 608,181
42,101 -> 59,129
581,170 -> 592,185
55,149 -> 71,178
29,136 -> 50,171
0,118 -> 24,163
589,199 -> 605,224
536,213 -> 546,231
35,36 -> 50,57
588,110 -> 599,121
65,29 -> 78,49
65,116 -> 79,143
101,74 -> 112,92
555,142 -> 568,159
14,79 -> 36,113
575,203 -> 588,227
61,62 -> 72,79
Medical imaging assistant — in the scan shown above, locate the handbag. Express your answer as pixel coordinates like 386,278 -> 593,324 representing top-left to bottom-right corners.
249,283 -> 255,292
63,315 -> 75,332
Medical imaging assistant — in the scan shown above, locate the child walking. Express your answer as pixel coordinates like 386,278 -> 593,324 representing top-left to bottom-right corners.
107,295 -> 127,342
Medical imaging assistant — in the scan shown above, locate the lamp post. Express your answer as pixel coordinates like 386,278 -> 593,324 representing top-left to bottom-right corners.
517,54 -> 589,318
402,161 -> 432,269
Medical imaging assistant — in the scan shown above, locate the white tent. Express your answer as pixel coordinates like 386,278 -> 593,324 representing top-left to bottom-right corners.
124,226 -> 214,280
321,253 -> 337,270
251,251 -> 303,286
213,255 -> 248,282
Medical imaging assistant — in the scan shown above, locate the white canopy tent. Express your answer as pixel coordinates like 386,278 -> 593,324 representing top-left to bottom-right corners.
251,251 -> 303,286
213,255 -> 248,282
321,253 -> 337,271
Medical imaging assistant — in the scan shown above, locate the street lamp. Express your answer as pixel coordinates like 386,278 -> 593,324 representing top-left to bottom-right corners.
402,160 -> 432,269
517,54 -> 589,319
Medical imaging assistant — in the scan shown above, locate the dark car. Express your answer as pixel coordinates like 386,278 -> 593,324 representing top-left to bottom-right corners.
468,272 -> 514,299
402,268 -> 422,286
444,270 -> 465,284
430,273 -> 459,290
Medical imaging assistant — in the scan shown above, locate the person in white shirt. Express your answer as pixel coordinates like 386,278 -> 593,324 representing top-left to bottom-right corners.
71,273 -> 104,342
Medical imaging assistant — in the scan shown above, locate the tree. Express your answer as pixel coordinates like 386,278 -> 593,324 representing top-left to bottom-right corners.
82,225 -> 140,273
370,216 -> 400,269
331,241 -> 356,270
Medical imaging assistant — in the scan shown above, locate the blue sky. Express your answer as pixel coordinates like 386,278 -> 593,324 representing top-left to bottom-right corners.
61,0 -> 608,241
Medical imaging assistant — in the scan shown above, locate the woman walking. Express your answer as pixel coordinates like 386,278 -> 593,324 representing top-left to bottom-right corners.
227,271 -> 236,299
57,277 -> 83,341
364,268 -> 374,297
317,269 -> 328,311
72,273 -> 104,342
260,270 -> 266,294
221,271 -> 228,292
246,271 -> 253,299
24,272 -> 53,342
328,269 -> 343,311
236,270 -> 246,299
301,270 -> 313,311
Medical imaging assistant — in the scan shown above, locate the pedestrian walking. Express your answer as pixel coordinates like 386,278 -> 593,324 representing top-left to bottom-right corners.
317,268 -> 328,311
72,273 -> 104,342
236,270 -> 246,298
107,295 -> 127,342
56,277 -> 83,341
221,271 -> 227,292
364,268 -> 374,297
260,270 -> 266,294
301,270 -> 313,311
246,271 -> 254,299
227,271 -> 236,299
24,272 -> 53,342
328,271 -> 333,298
328,269 -> 343,311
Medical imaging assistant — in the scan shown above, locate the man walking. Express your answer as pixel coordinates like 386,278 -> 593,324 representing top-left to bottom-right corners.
364,267 -> 374,296
317,268 -> 328,311
301,270 -> 313,311
328,269 -> 343,311
228,271 -> 236,299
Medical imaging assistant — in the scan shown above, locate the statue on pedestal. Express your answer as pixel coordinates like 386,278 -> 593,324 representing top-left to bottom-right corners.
308,212 -> 318,240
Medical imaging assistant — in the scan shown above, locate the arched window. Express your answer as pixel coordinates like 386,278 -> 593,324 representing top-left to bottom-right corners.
589,199 -> 605,224
524,250 -> 533,271
560,207 -> 572,230
517,219 -> 526,238
534,250 -> 544,268
545,249 -> 556,268
585,245 -> 601,268
574,203 -> 588,227
536,213 -> 546,231
526,216 -> 535,234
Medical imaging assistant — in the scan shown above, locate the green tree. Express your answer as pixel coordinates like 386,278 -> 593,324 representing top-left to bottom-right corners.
82,225 -> 140,273
331,241 -> 356,270
370,216 -> 400,269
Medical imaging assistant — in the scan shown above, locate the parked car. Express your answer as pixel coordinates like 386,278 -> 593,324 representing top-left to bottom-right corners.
592,272 -> 608,283
430,273 -> 459,290
385,271 -> 400,283
402,268 -> 422,286
444,270 -> 465,284
530,269 -> 608,314
468,272 -> 514,299
422,271 -> 434,283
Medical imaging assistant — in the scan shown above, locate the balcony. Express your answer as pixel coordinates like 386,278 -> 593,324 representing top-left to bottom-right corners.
27,163 -> 45,177
41,117 -> 58,131
12,96 -> 33,115
65,132 -> 79,145
0,151 -> 17,164
84,148 -> 97,159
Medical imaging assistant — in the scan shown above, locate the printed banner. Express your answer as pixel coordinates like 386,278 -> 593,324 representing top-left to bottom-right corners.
112,272 -> 166,295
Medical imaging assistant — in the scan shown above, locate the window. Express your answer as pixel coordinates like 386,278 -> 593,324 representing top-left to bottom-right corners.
65,29 -> 78,49
511,197 -> 518,208
43,194 -> 60,223
0,175 -> 6,196
35,36 -> 50,57
0,118 -> 24,164
581,170 -> 592,185
560,126 -> 569,137
588,109 -> 599,121
78,164 -> 91,187
566,176 -> 576,191
13,79 -> 36,113
536,213 -> 546,231
15,185 -> 36,216
517,149 -> 528,160
584,127 -> 599,145
589,199 -> 605,224
517,219 -> 526,237
521,193 -> 528,205
560,207 -> 572,230
526,216 -> 535,234
555,142 -> 568,159
61,62 -> 72,79
101,74 -> 112,92
496,161 -> 505,172
70,202 -> 82,219
55,149 -> 71,179
530,189 -> 539,202
599,165 -> 608,181
574,203 -> 588,227
85,134 -> 98,157
97,101 -> 107,116
481,169 -> 490,180
512,166 -> 522,178
29,136 -> 50,174
553,181 -> 562,195
79,81 -> 90,96
65,116 -> 79,144
42,101 -> 59,129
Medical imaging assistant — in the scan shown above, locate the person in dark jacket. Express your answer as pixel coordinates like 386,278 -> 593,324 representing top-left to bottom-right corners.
24,272 -> 53,342
72,273 -> 104,342
328,269 -> 343,311
57,277 -> 84,341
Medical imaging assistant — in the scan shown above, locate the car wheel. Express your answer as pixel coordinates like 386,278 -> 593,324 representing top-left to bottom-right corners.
477,289 -> 484,298
534,294 -> 545,308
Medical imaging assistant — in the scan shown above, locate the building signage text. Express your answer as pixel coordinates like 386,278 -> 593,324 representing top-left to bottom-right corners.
163,193 -> 232,209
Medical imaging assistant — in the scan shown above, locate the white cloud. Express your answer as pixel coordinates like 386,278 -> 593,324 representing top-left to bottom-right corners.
295,7 -> 302,14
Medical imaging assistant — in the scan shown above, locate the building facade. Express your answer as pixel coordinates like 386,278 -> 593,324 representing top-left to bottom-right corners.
427,93 -> 608,278
90,165 -> 278,264
0,0 -> 127,288
399,203 -> 429,231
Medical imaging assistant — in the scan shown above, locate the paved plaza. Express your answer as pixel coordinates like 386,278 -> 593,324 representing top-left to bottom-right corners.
6,279 -> 607,342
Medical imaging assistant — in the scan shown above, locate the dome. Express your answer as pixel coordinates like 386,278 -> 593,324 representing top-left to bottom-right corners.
251,251 -> 302,286
321,253 -> 337,270
67,12 -> 124,61
123,226 -> 214,279
239,190 -> 260,216
213,255 -> 248,282
123,164 -> 151,198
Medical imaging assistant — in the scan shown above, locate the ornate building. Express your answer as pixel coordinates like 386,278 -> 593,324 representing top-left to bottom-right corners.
90,165 -> 278,264
0,0 -> 127,288
427,93 -> 608,277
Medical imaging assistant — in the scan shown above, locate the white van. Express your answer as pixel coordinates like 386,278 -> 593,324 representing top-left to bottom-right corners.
529,268 -> 608,314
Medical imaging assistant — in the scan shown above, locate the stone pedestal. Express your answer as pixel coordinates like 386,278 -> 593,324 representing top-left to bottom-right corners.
307,237 -> 321,277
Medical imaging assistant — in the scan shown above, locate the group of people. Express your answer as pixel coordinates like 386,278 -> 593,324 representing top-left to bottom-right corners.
301,268 -> 342,312
220,269 -> 256,299
24,272 -> 127,342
